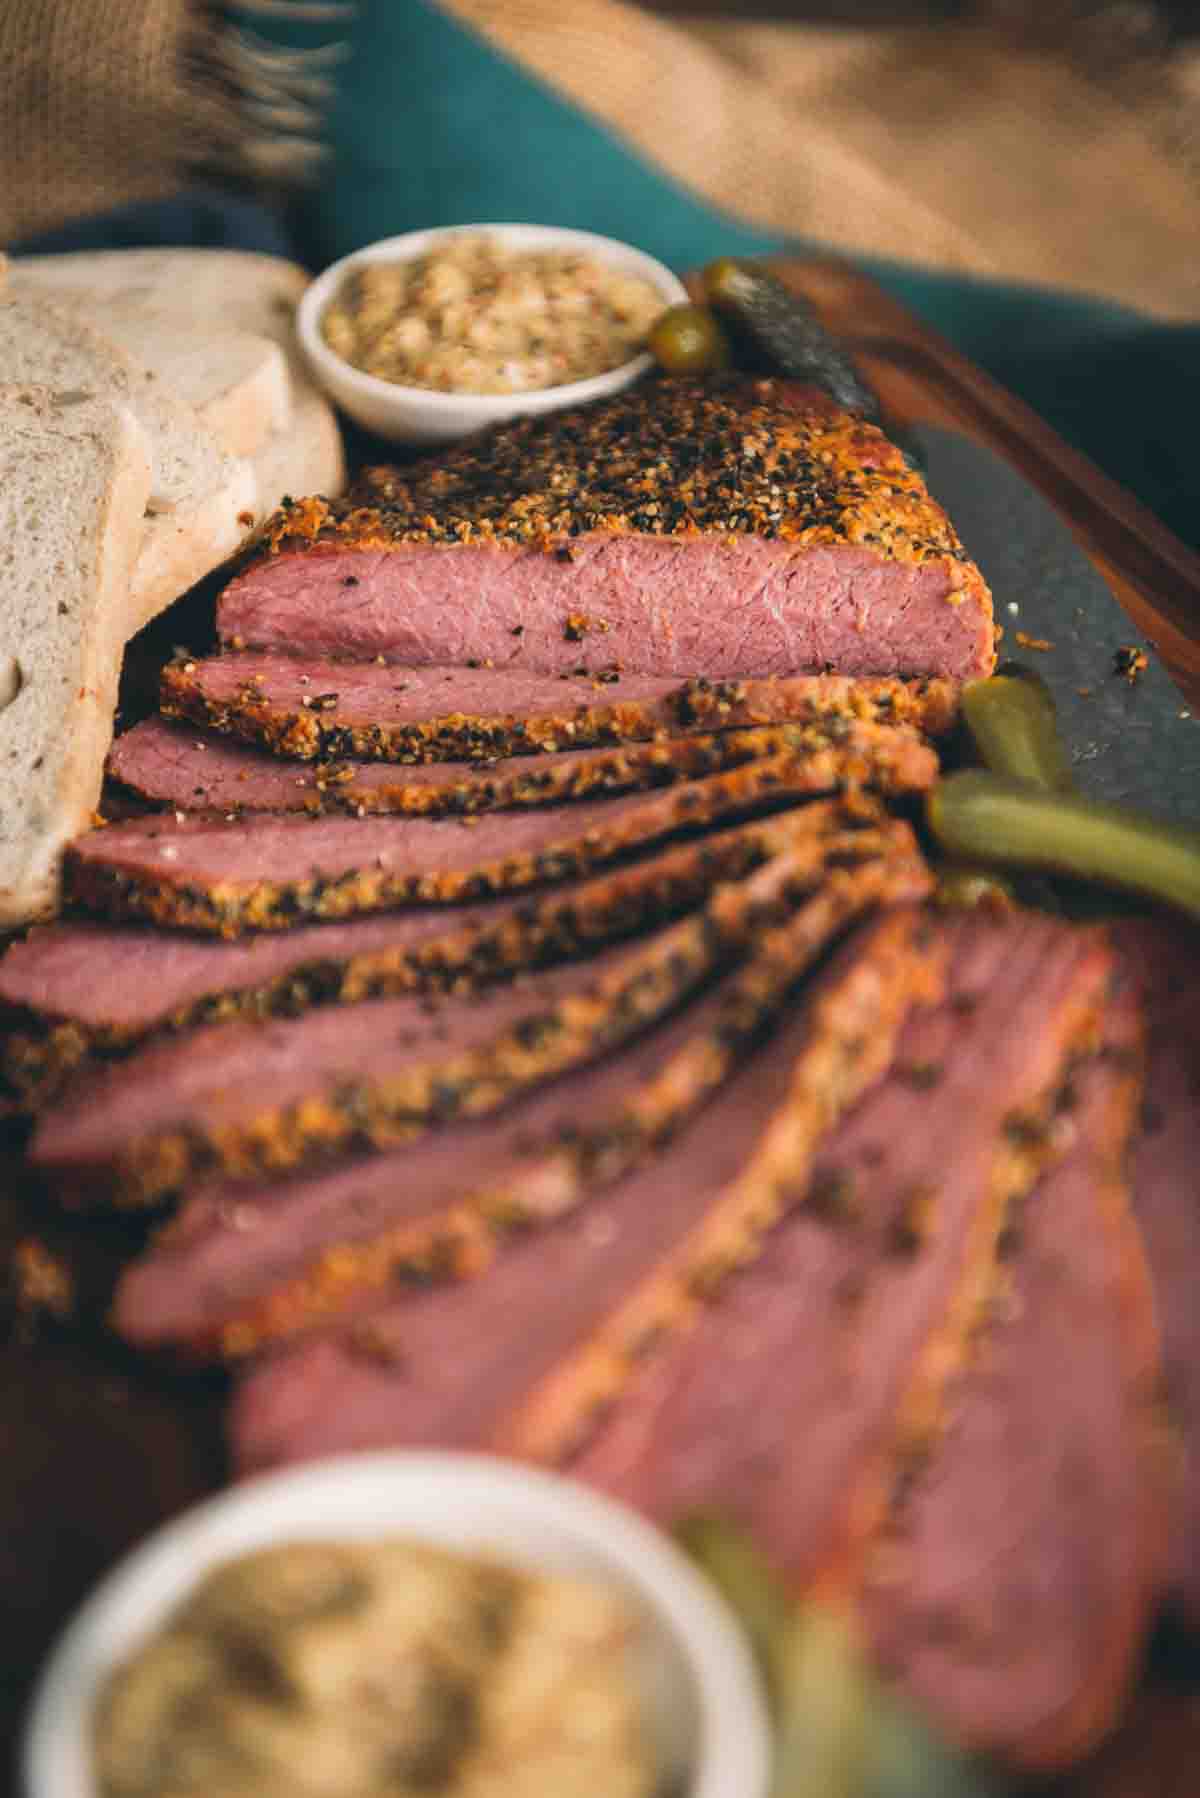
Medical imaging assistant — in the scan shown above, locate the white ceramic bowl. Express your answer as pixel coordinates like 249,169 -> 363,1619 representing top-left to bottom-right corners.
23,1451 -> 770,1798
296,223 -> 689,446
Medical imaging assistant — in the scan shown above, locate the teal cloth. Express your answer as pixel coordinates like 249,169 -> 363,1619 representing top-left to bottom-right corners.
271,1 -> 1199,553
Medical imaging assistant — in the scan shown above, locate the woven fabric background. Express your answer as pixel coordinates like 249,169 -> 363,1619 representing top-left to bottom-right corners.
0,0 -> 225,244
3,0 -> 1200,319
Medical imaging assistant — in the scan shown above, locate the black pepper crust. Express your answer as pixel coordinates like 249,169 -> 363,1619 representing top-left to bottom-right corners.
160,659 -> 961,765
47,824 -> 920,1212
62,753 -> 924,939
259,376 -> 977,573
114,720 -> 936,819
5,808 -> 888,1113
127,834 -> 934,1359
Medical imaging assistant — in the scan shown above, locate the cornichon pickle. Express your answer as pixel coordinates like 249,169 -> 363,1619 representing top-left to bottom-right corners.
702,257 -> 882,421
961,663 -> 1074,792
646,303 -> 732,375
679,1514 -> 1001,1797
928,771 -> 1200,921
674,1514 -> 791,1705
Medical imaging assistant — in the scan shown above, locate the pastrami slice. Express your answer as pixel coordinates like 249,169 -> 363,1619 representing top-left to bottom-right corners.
2,804 -> 887,1108
218,378 -> 993,680
228,904 -> 946,1477
64,751 -> 897,937
572,911 -> 1115,1592
858,980 -> 1168,1771
160,651 -> 960,763
106,714 -> 935,817
40,821 -> 906,1208
1115,916 -> 1200,1630
117,850 -> 932,1360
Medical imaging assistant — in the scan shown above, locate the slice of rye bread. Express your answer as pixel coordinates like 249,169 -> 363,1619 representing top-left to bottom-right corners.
62,751 -> 897,937
0,387 -> 153,927
228,904 -> 946,1477
160,651 -> 959,763
106,714 -> 937,817
857,976 -> 1168,1772
10,279 -> 291,459
4,807 -> 873,1110
35,831 -> 871,1209
116,852 -> 932,1361
1113,915 -> 1200,1631
217,377 -> 995,680
0,295 -> 256,632
10,249 -> 347,496
571,911 -> 1115,1588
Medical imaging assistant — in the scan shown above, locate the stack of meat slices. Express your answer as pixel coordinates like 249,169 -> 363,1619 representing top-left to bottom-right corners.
5,375 -> 1196,1775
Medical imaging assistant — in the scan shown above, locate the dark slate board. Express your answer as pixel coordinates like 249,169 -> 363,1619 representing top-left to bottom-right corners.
917,424 -> 1200,821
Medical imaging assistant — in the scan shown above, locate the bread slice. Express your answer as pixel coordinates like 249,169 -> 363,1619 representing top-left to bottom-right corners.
11,250 -> 345,517
0,295 -> 258,629
0,386 -> 153,927
10,271 -> 291,458
10,248 -> 311,351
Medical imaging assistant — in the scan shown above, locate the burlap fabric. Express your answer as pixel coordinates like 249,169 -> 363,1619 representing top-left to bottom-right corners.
0,0 -> 223,245
2,0 -> 1199,318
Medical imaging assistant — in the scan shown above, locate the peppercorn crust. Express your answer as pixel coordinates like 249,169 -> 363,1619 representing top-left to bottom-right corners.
114,719 -> 935,819
63,753 -> 927,939
123,829 -> 931,1358
500,894 -> 945,1465
260,376 -> 977,570
5,808 -> 889,1112
45,830 -> 898,1210
160,659 -> 961,765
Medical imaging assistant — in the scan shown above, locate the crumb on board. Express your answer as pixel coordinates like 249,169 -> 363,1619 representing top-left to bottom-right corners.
1113,645 -> 1149,684
10,1238 -> 75,1321
1014,631 -> 1054,652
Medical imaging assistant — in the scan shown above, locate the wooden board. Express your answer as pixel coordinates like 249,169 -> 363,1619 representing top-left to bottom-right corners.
3,256 -> 1199,1786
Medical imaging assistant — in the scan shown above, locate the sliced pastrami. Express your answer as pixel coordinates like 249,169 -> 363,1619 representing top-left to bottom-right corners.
37,831 -> 870,1209
217,379 -> 994,680
229,906 -> 945,1476
106,715 -> 935,817
2,808 -> 852,1108
858,978 -> 1167,1771
66,751 -> 880,936
116,851 -> 931,1360
160,652 -> 960,764
1115,916 -> 1200,1630
572,912 -> 1114,1593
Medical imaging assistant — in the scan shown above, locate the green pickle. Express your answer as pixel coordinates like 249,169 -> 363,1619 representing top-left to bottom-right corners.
960,663 -> 1074,793
645,304 -> 731,375
929,771 -> 1200,923
677,1515 -> 1003,1797
701,258 -> 882,420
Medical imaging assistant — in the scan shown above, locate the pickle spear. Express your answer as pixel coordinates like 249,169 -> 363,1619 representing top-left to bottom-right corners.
677,1514 -> 1001,1797
702,257 -> 883,423
960,663 -> 1074,793
929,771 -> 1200,921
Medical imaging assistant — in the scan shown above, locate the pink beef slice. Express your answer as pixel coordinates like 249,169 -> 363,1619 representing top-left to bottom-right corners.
114,979 -> 740,1358
157,652 -> 959,763
570,911 -> 1113,1589
29,932 -> 700,1208
857,979 -> 1167,1771
113,861 -> 928,1358
1115,915 -> 1200,1630
226,906 -> 938,1476
218,377 -> 994,681
105,715 -> 926,818
0,907 -> 507,1037
63,754 -> 840,936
